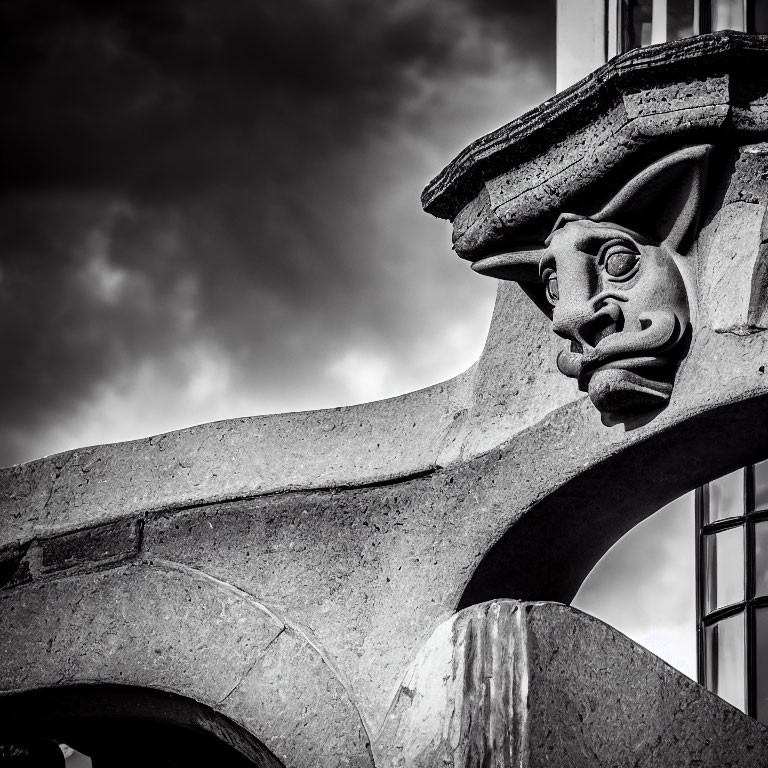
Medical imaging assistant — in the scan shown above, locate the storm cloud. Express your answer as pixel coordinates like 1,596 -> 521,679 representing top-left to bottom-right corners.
0,0 -> 555,465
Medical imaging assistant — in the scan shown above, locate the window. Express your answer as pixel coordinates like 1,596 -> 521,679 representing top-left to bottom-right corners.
697,459 -> 768,723
573,456 -> 768,726
557,0 -> 768,93
619,0 -> 697,50
615,0 -> 768,55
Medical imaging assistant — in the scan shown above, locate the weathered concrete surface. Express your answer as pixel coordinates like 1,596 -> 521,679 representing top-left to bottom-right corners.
0,371 -> 477,543
2,269 -> 768,741
2,361 -> 768,744
375,601 -> 768,767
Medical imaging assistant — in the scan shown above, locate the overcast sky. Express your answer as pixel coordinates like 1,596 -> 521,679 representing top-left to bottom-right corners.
1,0 -> 555,467
573,493 -> 697,680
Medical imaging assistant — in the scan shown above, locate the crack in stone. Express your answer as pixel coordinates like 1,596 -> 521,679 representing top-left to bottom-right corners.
217,627 -> 287,706
141,558 -> 375,744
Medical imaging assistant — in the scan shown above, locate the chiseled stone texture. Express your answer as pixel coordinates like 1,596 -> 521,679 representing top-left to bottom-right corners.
2,333 -> 768,739
375,601 -> 768,767
422,33 -> 768,249
0,374 -> 475,543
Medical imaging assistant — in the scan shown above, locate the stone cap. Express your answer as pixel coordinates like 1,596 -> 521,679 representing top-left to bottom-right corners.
375,600 -> 768,767
421,32 -> 768,262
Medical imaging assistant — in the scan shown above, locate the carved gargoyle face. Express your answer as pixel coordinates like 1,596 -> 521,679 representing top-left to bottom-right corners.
541,220 -> 690,416
472,145 -> 711,422
538,145 -> 712,420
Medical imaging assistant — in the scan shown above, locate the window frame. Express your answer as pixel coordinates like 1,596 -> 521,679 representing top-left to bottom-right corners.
615,0 -> 764,56
697,464 -> 768,720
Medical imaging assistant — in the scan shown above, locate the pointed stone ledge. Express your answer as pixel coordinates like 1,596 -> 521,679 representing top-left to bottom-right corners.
421,32 -> 768,257
375,600 -> 768,767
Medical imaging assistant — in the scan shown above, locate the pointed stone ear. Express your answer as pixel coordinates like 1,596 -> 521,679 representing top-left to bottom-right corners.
594,145 -> 713,252
471,247 -> 552,315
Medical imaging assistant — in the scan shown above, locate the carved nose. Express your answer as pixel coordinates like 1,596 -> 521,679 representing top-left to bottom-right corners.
552,302 -> 622,350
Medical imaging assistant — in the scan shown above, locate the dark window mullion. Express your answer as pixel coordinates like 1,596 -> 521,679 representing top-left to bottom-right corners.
748,601 -> 757,716
746,0 -> 757,32
702,517 -> 747,535
696,484 -> 706,685
747,465 -> 757,717
703,601 -> 747,625
620,0 -> 631,52
699,0 -> 713,32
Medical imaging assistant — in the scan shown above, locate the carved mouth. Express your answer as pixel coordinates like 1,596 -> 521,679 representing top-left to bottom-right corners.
555,310 -> 683,384
557,350 -> 675,386
586,366 -> 674,413
578,354 -> 673,389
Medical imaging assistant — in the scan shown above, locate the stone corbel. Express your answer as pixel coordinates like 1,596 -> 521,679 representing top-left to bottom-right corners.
422,34 -> 768,425
473,145 -> 710,423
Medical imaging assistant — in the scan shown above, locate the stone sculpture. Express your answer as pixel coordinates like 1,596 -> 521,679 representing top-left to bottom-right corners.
474,145 -> 711,422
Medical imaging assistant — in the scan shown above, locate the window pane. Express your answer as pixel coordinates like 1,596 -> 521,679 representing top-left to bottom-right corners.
755,0 -> 768,33
757,607 -> 768,725
754,459 -> 768,511
705,611 -> 746,711
705,470 -> 744,523
756,521 -> 768,598
622,0 -> 654,50
704,526 -> 745,613
667,0 -> 696,39
714,0 -> 746,30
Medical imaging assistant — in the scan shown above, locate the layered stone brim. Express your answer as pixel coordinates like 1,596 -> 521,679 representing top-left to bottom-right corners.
421,32 -> 768,261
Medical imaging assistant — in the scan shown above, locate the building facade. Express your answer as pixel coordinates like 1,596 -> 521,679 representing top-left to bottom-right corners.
558,0 -> 768,89
2,7 -> 768,768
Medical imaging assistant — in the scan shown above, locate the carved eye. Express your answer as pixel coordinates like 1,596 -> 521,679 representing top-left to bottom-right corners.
603,244 -> 640,280
543,269 -> 559,305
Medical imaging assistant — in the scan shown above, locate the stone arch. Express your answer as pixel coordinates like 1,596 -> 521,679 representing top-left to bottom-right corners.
0,683 -> 281,767
458,390 -> 768,610
0,560 -> 374,768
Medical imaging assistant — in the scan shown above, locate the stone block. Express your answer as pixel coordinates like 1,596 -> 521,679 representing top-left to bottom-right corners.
38,518 -> 142,573
375,601 -> 768,767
